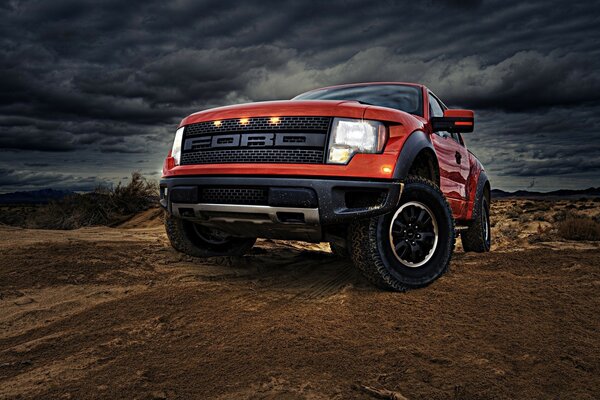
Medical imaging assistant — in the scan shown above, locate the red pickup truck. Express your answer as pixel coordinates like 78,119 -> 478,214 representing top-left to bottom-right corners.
160,82 -> 491,291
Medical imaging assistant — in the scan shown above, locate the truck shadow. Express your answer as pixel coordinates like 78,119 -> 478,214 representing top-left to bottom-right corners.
180,242 -> 371,299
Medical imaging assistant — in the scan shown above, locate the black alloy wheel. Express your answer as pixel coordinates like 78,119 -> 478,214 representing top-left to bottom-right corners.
389,201 -> 438,268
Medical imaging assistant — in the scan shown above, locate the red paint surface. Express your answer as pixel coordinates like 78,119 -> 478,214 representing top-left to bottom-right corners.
444,109 -> 474,119
164,84 -> 484,222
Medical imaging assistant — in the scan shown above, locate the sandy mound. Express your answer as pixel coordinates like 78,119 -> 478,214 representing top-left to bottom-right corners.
117,207 -> 164,229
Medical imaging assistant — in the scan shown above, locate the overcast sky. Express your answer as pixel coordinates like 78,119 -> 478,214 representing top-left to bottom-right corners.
1,0 -> 599,193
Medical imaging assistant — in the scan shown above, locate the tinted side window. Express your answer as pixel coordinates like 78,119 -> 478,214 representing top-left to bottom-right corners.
429,95 -> 444,118
451,133 -> 464,146
430,93 -> 465,146
429,94 -> 450,138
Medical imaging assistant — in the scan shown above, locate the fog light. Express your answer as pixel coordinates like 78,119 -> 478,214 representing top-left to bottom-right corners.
328,146 -> 353,164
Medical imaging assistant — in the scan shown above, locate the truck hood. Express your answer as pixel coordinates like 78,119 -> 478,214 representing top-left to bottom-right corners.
181,100 -> 372,126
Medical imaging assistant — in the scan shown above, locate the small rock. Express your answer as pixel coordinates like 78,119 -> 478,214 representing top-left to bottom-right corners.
14,297 -> 35,306
150,391 -> 167,399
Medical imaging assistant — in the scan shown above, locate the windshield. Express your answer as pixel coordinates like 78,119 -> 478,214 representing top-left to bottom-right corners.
293,84 -> 423,116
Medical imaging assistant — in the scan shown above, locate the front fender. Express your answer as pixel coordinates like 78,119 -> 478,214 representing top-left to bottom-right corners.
392,130 -> 435,180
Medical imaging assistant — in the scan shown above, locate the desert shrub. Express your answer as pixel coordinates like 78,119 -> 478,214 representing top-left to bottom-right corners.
518,200 -> 552,213
518,213 -> 532,223
536,201 -> 552,211
498,224 -> 520,240
577,204 -> 594,210
522,201 -> 536,209
528,224 -> 554,243
557,216 -> 600,241
552,209 -> 569,222
505,206 -> 522,220
533,212 -> 546,222
28,172 -> 158,230
109,172 -> 159,215
0,206 -> 33,226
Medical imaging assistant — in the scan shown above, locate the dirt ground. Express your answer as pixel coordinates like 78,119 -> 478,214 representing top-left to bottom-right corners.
1,200 -> 599,399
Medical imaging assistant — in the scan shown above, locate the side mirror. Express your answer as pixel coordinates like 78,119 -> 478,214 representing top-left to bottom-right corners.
431,109 -> 474,133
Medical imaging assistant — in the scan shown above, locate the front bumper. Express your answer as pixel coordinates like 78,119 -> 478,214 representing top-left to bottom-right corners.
160,176 -> 403,240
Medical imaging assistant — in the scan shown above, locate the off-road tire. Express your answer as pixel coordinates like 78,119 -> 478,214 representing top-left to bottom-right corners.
461,191 -> 491,252
164,214 -> 256,257
350,176 -> 455,291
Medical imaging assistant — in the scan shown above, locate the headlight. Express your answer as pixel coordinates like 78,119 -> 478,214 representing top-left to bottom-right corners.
327,118 -> 387,164
171,127 -> 185,165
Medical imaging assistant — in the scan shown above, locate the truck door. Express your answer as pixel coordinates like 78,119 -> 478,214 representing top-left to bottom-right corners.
428,94 -> 469,203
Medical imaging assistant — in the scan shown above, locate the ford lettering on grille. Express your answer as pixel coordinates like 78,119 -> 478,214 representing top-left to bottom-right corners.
184,133 -> 325,151
180,116 -> 331,165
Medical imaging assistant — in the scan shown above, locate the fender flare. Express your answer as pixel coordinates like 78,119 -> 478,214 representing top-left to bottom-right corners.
474,169 -> 490,201
392,130 -> 436,180
467,169 -> 490,220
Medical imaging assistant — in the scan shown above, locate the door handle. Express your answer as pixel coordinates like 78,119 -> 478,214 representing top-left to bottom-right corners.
455,151 -> 462,164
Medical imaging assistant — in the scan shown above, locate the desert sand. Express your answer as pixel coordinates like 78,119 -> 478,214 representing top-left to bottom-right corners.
1,200 -> 599,399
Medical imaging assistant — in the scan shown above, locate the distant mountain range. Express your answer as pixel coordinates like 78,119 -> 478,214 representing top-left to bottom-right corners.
491,187 -> 600,199
0,189 -> 75,204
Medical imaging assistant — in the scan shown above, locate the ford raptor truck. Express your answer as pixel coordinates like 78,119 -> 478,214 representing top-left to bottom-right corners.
160,82 -> 491,291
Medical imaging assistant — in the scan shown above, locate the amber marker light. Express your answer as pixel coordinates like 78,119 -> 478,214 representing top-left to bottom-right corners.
270,117 -> 280,124
240,118 -> 250,125
382,166 -> 393,174
213,120 -> 222,127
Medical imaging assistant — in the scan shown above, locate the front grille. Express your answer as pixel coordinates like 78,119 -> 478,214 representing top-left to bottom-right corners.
180,116 -> 331,165
181,149 -> 325,165
199,187 -> 268,205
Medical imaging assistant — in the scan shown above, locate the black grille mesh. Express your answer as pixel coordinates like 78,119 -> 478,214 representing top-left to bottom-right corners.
181,116 -> 330,165
200,187 -> 268,205
185,116 -> 330,136
181,149 -> 325,164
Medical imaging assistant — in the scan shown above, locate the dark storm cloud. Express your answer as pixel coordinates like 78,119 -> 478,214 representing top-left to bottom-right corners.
0,167 -> 104,191
24,163 -> 51,167
1,0 -> 600,192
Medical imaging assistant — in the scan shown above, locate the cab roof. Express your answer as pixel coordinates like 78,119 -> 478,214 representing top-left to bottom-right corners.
298,82 -> 426,95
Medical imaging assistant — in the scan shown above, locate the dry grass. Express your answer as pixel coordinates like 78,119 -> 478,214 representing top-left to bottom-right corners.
28,172 -> 158,230
557,216 -> 600,241
490,199 -> 600,247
